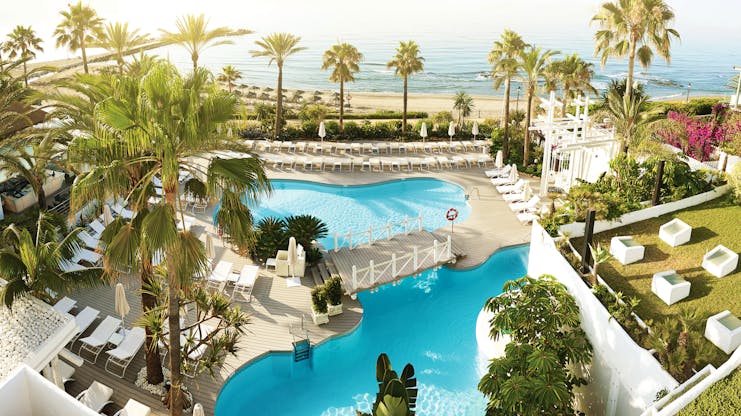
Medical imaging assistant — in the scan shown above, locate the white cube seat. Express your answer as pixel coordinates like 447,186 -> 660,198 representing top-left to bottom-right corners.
651,270 -> 691,306
702,244 -> 738,278
659,218 -> 692,247
609,236 -> 645,265
704,310 -> 741,354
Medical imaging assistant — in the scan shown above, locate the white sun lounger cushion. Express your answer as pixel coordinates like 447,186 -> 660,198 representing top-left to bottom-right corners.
80,316 -> 121,348
106,327 -> 146,361
74,306 -> 100,334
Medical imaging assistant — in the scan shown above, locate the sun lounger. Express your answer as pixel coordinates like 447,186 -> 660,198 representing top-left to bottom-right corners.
485,164 -> 512,178
113,399 -> 152,416
451,156 -> 467,168
362,143 -> 373,153
206,260 -> 234,291
437,156 -> 452,169
88,220 -> 106,238
112,202 -> 135,219
491,170 -> 519,186
76,381 -> 113,413
79,316 -> 122,363
361,158 -> 371,171
313,157 -> 325,171
105,327 -> 146,377
295,142 -> 307,153
425,157 -> 440,169
503,188 -> 530,203
370,158 -> 382,172
497,179 -> 526,194
69,306 -> 100,346
461,140 -> 473,151
232,265 -> 259,302
477,156 -> 491,167
53,296 -> 77,314
450,142 -> 463,152
78,230 -> 100,250
413,142 -> 424,153
72,248 -> 102,265
61,260 -> 86,272
509,195 -> 540,213
516,211 -> 538,224
183,326 -> 214,378
341,158 -> 353,171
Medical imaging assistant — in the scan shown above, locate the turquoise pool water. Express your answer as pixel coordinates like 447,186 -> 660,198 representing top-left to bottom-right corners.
250,179 -> 471,250
215,245 -> 529,415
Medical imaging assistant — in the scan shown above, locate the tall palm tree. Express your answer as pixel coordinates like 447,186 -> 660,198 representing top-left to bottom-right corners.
592,0 -> 680,99
95,22 -> 149,74
160,14 -> 242,73
0,59 -> 39,138
604,84 -> 655,153
69,62 -> 270,416
250,33 -> 306,139
2,25 -> 43,86
551,54 -> 597,117
54,1 -> 104,74
387,41 -> 424,134
321,42 -> 363,131
518,46 -> 558,165
0,211 -> 103,307
217,65 -> 242,92
452,91 -> 474,130
489,30 -> 528,160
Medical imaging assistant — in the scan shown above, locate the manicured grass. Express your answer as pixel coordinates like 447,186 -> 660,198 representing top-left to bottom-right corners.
678,369 -> 741,415
573,197 -> 741,365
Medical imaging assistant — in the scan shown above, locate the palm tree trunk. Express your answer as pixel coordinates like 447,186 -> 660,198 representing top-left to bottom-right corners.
502,77 -> 511,160
561,85 -> 570,118
80,36 -> 89,74
626,39 -> 637,99
22,60 -> 28,87
524,90 -> 534,165
339,79 -> 344,131
402,76 -> 408,134
275,65 -> 283,139
141,256 -> 164,385
166,269 -> 184,416
192,52 -> 198,73
36,187 -> 46,211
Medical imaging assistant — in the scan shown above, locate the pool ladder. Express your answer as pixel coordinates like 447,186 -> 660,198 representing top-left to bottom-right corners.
290,315 -> 312,362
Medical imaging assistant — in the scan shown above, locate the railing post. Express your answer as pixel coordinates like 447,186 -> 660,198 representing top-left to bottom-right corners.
369,260 -> 375,285
418,213 -> 423,232
387,220 -> 392,240
368,226 -> 373,245
391,253 -> 397,277
334,232 -> 339,252
348,229 -> 353,250
352,265 -> 357,291
433,240 -> 438,263
413,246 -> 418,270
447,235 -> 452,259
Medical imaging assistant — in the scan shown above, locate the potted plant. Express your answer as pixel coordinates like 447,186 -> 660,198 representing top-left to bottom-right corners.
324,276 -> 344,316
311,286 -> 329,325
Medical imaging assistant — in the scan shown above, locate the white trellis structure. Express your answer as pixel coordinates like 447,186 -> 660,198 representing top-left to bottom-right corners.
530,92 -> 620,196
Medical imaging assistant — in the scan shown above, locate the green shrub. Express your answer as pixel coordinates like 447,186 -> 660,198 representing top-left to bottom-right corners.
679,369 -> 741,415
253,217 -> 288,263
311,286 -> 328,314
323,276 -> 343,306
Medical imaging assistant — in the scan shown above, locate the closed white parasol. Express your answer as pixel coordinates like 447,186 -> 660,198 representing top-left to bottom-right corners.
420,122 -> 428,143
286,237 -> 301,287
448,121 -> 455,144
472,121 -> 479,139
494,150 -> 504,169
318,121 -> 326,144
114,283 -> 130,330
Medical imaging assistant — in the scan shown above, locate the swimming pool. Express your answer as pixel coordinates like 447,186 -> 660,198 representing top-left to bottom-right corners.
215,245 -> 529,415
249,179 -> 471,250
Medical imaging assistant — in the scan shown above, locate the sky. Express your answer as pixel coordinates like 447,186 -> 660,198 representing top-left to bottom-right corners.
1,0 -> 740,62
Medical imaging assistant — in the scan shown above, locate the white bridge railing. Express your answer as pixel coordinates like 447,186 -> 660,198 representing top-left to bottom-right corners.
333,214 -> 423,251
350,235 -> 452,292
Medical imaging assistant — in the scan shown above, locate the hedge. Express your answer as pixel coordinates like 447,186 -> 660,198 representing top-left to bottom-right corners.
678,369 -> 741,416
325,111 -> 428,120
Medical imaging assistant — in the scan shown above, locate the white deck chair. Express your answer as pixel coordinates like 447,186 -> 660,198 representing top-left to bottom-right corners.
232,265 -> 259,302
399,158 -> 410,171
491,170 -> 518,186
485,164 -> 512,178
451,156 -> 467,168
88,220 -> 106,238
341,158 -> 353,171
105,327 -> 146,377
79,315 -> 122,363
112,203 -> 135,219
301,157 -> 311,170
113,399 -> 152,416
332,158 -> 343,171
69,306 -> 100,345
419,158 -> 429,170
57,359 -> 76,385
503,188 -> 531,203
370,158 -> 382,172
426,157 -> 440,170
497,179 -> 526,194
296,142 -> 307,153
78,230 -> 100,250
313,157 -> 325,171
53,296 -> 77,314
409,158 -> 420,171
509,195 -> 541,213
72,248 -> 102,265
517,211 -> 539,225
437,156 -> 452,169
477,155 -> 490,167
206,260 -> 234,291
76,381 -> 113,413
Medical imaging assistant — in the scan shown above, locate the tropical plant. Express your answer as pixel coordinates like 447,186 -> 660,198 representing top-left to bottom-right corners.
646,308 -> 714,382
550,53 -> 596,117
604,82 -> 657,152
297,103 -> 330,123
488,30 -> 528,160
592,0 -> 680,99
0,211 -> 103,307
356,353 -> 417,416
0,135 -> 64,210
53,1 -> 104,74
253,217 -> 288,263
387,41 -> 425,134
2,25 -> 43,86
452,91 -> 474,130
588,242 -> 613,286
251,33 -> 306,139
322,42 -> 363,131
518,46 -> 558,165
95,22 -> 149,74
285,214 -> 328,253
656,105 -> 732,161
478,275 -> 592,414
160,14 -> 243,72
67,62 -> 270,416
216,65 -> 242,93
311,285 -> 328,314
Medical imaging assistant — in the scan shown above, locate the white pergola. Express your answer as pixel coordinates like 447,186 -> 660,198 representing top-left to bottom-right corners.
530,92 -> 619,196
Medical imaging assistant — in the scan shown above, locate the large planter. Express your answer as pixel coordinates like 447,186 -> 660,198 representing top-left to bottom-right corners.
328,303 -> 343,316
312,310 -> 329,325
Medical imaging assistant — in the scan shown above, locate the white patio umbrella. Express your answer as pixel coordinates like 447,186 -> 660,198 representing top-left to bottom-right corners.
318,121 -> 326,144
114,283 -> 130,330
193,404 -> 205,416
448,121 -> 455,144
472,121 -> 479,139
286,237 -> 301,287
103,204 -> 114,226
494,150 -> 504,169
205,233 -> 215,262
420,122 -> 428,143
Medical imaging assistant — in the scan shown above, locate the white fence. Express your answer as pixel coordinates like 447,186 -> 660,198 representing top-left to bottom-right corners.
528,222 -> 678,416
560,185 -> 731,238
333,214 -> 423,251
350,235 -> 452,292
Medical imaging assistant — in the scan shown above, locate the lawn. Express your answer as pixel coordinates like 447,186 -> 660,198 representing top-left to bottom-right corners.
678,369 -> 741,416
573,197 -> 741,365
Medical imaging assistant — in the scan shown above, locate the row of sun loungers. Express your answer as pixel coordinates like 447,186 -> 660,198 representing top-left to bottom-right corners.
250,139 -> 490,154
485,164 -> 541,224
205,260 -> 259,302
262,154 -> 492,171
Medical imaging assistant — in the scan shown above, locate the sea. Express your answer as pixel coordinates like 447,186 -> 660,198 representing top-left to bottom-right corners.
149,31 -> 738,101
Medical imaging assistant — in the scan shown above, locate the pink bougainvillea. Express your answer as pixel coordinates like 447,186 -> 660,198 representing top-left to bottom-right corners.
657,104 -> 734,161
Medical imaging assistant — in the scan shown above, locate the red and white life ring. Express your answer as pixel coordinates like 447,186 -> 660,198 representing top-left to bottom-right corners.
446,208 -> 459,221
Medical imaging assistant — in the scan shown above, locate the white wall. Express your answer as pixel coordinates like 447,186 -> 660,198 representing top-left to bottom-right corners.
528,223 -> 678,416
0,365 -> 99,416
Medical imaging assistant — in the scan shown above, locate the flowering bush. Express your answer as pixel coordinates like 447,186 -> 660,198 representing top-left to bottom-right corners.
656,104 -> 735,161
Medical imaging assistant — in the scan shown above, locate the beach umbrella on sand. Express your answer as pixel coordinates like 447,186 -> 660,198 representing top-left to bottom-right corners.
448,121 -> 455,144
114,283 -> 130,331
494,150 -> 504,169
472,121 -> 479,140
193,404 -> 204,416
318,121 -> 326,144
420,122 -> 428,143
103,204 -> 114,226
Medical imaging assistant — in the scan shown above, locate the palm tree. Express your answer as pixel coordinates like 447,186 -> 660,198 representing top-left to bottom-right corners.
54,1 -> 104,74
604,84 -> 655,153
387,41 -> 424,134
593,0 -> 680,99
2,25 -> 43,86
321,42 -> 363,131
0,135 -> 64,210
0,59 -> 40,138
217,65 -> 242,92
95,22 -> 149,74
551,54 -> 597,117
250,33 -> 306,139
160,14 -> 242,73
518,47 -> 558,165
452,91 -> 474,130
69,62 -> 270,415
0,211 -> 103,307
489,30 -> 528,160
